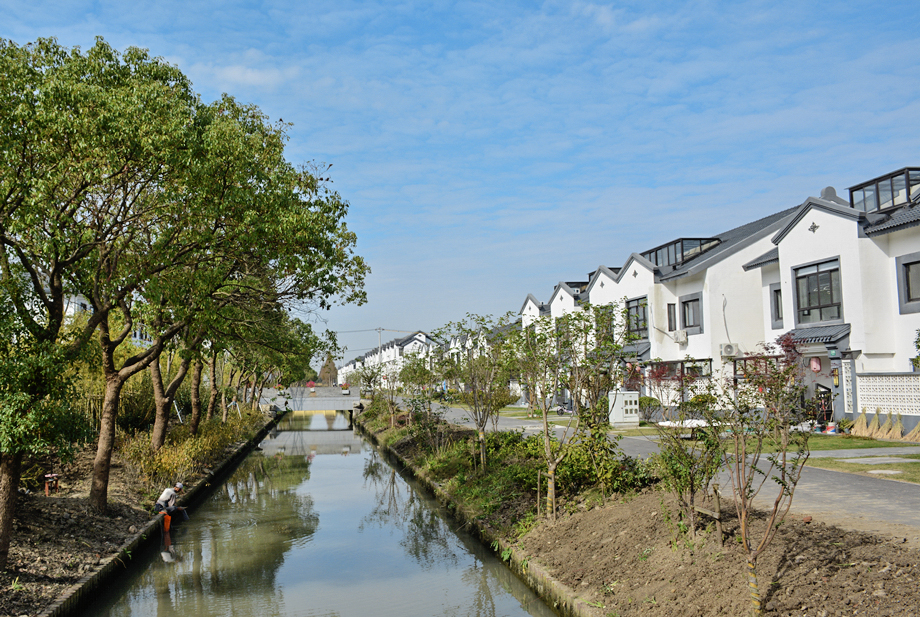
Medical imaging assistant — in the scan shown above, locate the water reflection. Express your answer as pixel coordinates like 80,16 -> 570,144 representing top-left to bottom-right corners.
360,450 -> 459,569
84,423 -> 555,617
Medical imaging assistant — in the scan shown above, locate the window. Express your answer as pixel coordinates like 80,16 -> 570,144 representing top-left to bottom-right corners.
907,263 -> 920,302
626,297 -> 648,339
849,168 -> 920,212
769,283 -> 783,330
647,358 -> 712,387
896,251 -> 920,314
682,299 -> 700,328
667,303 -> 676,332
794,258 -> 841,324
678,291 -> 703,335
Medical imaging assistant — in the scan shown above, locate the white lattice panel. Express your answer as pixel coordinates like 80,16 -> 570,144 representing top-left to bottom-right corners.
855,373 -> 920,416
843,362 -> 853,414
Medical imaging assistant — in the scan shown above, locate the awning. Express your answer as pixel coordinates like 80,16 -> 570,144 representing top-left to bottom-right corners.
783,323 -> 851,345
621,341 -> 651,361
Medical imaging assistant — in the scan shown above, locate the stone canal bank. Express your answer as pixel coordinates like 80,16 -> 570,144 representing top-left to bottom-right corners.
0,415 -> 279,617
356,412 -> 920,617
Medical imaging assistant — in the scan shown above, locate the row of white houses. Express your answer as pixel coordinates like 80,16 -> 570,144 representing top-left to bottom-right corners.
339,166 -> 920,430
338,331 -> 435,388
521,166 -> 920,430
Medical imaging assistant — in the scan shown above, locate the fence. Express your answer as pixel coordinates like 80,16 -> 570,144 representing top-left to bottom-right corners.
843,362 -> 920,416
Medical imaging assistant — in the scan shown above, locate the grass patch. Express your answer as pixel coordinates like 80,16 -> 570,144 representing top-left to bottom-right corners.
762,433 -> 916,452
805,454 -> 920,484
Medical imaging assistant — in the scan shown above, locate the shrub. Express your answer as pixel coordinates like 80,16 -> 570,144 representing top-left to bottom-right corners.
121,412 -> 262,499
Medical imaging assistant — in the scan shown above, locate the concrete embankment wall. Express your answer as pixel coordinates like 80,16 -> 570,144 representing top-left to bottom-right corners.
354,415 -> 602,617
38,414 -> 283,617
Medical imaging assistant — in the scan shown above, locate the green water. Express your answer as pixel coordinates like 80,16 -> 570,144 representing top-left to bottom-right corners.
83,412 -> 556,617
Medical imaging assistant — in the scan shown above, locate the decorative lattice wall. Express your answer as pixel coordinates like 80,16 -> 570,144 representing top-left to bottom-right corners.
852,371 -> 920,416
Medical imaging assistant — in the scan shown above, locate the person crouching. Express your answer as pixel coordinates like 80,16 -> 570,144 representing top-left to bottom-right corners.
155,482 -> 190,521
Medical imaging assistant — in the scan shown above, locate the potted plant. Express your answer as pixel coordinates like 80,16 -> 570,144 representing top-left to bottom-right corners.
341,382 -> 350,395
837,417 -> 854,435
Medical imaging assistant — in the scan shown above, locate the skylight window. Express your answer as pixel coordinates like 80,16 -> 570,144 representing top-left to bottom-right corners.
640,238 -> 720,267
849,168 -> 920,212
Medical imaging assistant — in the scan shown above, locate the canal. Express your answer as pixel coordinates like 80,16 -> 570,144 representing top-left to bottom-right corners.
83,411 -> 557,617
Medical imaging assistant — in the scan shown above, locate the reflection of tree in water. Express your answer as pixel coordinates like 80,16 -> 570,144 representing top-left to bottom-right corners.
359,449 -> 459,569
459,559 -> 499,617
116,451 -> 318,617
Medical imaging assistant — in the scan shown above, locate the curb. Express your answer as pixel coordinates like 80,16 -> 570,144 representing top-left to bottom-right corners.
354,418 -> 602,617
37,414 -> 283,617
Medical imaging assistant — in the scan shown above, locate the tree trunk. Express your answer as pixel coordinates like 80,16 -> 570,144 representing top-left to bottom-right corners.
255,374 -> 270,411
747,558 -> 763,615
222,367 -> 237,422
189,358 -> 204,435
150,355 -> 192,451
206,351 -> 219,422
90,375 -> 127,511
0,452 -> 24,569
246,373 -> 257,409
478,429 -> 487,469
545,467 -> 557,521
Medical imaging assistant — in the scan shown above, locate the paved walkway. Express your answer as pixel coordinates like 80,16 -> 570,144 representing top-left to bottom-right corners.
439,405 -> 920,544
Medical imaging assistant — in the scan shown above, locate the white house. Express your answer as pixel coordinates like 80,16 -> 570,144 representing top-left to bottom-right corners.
744,168 -> 920,429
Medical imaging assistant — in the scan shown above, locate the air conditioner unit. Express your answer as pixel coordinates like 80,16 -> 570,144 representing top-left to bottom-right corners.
720,343 -> 739,358
673,330 -> 688,344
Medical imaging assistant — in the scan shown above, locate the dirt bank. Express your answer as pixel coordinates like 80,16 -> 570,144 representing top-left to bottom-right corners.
0,449 -> 151,617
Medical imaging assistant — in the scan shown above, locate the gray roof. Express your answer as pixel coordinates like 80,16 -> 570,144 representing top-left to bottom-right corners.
785,323 -> 851,344
659,206 -> 798,281
741,248 -> 779,271
621,341 -> 651,361
864,204 -> 920,236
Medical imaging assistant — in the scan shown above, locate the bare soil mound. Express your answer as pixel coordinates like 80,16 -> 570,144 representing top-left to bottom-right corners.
521,489 -> 920,616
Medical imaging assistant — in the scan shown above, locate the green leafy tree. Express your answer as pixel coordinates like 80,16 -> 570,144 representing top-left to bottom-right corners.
508,314 -> 572,519
0,36 -> 202,551
435,313 -> 515,469
86,93 -> 367,510
556,305 -> 635,501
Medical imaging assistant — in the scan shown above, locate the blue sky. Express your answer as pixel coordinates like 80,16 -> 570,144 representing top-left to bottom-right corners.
4,1 -> 920,366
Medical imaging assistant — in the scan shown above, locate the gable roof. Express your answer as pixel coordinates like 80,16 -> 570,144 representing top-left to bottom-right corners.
519,293 -> 547,315
771,197 -> 864,245
585,264 -> 622,296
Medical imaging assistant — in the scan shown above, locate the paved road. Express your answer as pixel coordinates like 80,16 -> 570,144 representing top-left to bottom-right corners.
272,390 -> 920,544
438,404 -> 920,543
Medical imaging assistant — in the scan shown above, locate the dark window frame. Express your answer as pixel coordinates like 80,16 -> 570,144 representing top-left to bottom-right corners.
769,282 -> 783,330
678,291 -> 703,335
626,296 -> 649,340
791,257 -> 843,326
896,251 -> 920,314
667,303 -> 676,332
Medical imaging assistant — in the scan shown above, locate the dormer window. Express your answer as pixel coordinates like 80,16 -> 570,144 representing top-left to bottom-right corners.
849,168 -> 920,212
641,238 -> 720,267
